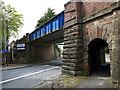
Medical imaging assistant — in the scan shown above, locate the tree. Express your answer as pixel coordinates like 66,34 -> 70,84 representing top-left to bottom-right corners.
35,8 -> 56,29
0,1 -> 24,39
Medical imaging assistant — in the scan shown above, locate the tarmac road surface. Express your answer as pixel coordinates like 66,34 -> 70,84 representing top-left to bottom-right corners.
1,60 -> 62,88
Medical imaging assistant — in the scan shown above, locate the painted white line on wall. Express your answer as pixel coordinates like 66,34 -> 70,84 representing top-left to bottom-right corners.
0,66 -> 60,84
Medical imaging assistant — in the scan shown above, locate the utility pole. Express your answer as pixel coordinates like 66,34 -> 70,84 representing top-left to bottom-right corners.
3,14 -> 6,65
6,20 -> 9,65
3,10 -> 12,65
0,13 -> 2,65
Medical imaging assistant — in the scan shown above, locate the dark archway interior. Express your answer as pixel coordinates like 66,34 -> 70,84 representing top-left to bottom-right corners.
88,38 -> 110,77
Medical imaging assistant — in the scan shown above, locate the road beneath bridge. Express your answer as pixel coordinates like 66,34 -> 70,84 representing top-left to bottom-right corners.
1,60 -> 62,88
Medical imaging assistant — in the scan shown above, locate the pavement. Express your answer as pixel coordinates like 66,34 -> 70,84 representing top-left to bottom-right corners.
76,63 -> 119,88
0,64 -> 32,71
0,59 -> 62,71
76,76 -> 119,88
76,77 -> 109,88
35,62 -> 120,88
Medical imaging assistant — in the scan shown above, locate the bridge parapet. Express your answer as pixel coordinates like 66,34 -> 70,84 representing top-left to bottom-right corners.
29,11 -> 65,42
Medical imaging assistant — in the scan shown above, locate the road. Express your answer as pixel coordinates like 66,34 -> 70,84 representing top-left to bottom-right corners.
1,60 -> 62,88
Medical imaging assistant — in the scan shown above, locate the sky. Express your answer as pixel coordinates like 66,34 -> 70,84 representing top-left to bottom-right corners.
3,0 -> 69,43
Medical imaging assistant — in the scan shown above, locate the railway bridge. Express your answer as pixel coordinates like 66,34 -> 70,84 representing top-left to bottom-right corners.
17,1 -> 120,84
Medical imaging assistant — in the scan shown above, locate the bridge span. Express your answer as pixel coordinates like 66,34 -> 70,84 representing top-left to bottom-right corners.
29,11 -> 64,45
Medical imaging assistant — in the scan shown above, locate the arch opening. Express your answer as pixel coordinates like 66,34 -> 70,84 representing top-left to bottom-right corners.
88,38 -> 111,77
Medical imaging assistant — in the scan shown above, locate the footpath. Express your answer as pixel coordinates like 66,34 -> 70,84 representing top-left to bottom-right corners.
0,64 -> 32,71
34,74 -> 120,89
34,63 -> 120,88
0,59 -> 59,71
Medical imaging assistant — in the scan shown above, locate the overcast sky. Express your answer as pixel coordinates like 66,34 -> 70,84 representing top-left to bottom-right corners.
3,0 -> 69,43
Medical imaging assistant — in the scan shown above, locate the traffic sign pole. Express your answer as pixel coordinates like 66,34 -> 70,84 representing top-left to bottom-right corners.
3,14 -> 6,65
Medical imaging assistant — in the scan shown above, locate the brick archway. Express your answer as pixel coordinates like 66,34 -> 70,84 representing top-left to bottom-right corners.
87,38 -> 109,75
87,25 -> 112,47
83,12 -> 114,77
83,10 -> 120,83
86,25 -> 113,75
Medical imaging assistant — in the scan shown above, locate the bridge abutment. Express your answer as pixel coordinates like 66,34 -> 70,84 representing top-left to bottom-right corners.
63,1 -> 120,84
30,44 -> 57,62
62,2 -> 88,75
111,10 -> 120,84
63,24 -> 88,75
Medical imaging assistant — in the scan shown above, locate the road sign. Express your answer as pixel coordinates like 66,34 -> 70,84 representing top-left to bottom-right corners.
17,44 -> 25,48
17,48 -> 25,50
2,50 -> 8,53
17,44 -> 25,50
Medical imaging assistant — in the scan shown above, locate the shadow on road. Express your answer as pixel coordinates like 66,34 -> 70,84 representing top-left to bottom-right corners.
43,60 -> 62,67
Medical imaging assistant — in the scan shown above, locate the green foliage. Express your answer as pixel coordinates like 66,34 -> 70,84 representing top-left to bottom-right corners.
0,1 -> 24,38
63,78 -> 72,88
35,8 -> 56,29
81,71 -> 88,76
108,78 -> 112,83
60,76 -> 81,88
105,46 -> 109,54
59,75 -> 88,88
55,44 -> 63,55
55,44 -> 61,52
73,77 -> 78,83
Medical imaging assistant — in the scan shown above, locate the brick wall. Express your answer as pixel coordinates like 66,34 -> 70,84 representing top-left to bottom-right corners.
31,44 -> 55,60
64,2 -> 82,23
63,24 -> 85,75
13,32 -> 60,63
84,14 -> 113,43
64,2 -> 113,20
83,13 -> 114,73
63,2 -> 84,75
82,2 -> 113,17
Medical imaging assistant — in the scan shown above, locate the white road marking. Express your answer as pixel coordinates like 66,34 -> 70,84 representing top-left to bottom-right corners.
0,66 -> 60,84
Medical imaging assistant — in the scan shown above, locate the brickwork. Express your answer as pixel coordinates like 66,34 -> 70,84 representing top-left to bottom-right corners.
64,2 -> 113,19
13,32 -> 60,63
64,2 -> 82,23
63,2 -> 86,75
31,44 -> 55,60
82,2 -> 113,17
13,33 -> 30,63
63,1 -> 120,84
63,24 -> 86,75
83,13 -> 114,55
83,9 -> 120,79
111,10 -> 120,84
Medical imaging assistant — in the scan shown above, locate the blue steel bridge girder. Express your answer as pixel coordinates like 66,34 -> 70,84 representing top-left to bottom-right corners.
29,11 -> 65,43
30,28 -> 64,45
